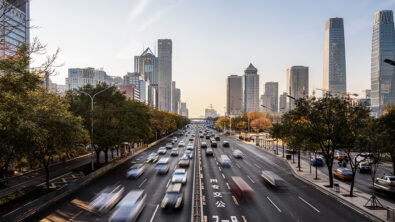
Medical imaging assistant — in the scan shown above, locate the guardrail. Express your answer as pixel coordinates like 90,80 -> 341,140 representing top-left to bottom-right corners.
191,133 -> 203,222
389,207 -> 395,222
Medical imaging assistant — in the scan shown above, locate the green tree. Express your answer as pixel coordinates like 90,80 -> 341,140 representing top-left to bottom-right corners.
380,107 -> 395,175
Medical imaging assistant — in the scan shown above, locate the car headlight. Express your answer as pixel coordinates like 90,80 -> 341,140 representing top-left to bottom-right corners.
182,178 -> 186,182
161,198 -> 168,208
172,178 -> 176,182
175,197 -> 182,208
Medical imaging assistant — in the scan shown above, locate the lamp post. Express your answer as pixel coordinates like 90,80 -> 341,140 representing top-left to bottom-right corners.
75,85 -> 115,171
286,95 -> 302,171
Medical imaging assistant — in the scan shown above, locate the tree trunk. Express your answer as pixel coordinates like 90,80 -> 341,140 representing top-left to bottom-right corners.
43,159 -> 50,189
104,149 -> 108,163
391,153 -> 395,175
111,149 -> 114,159
96,150 -> 100,165
350,172 -> 356,197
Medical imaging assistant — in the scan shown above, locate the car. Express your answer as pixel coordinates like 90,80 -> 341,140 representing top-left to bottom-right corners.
146,153 -> 159,163
126,164 -> 145,178
223,141 -> 230,147
220,154 -> 231,167
232,149 -> 243,158
89,185 -> 125,213
178,156 -> 190,168
334,150 -> 346,160
215,135 -> 220,141
201,142 -> 207,148
172,137 -> 178,142
261,170 -> 286,188
200,134 -> 204,138
210,141 -> 217,148
171,148 -> 179,156
376,175 -> 395,187
205,135 -> 210,139
161,183 -> 184,210
178,141 -> 185,148
155,158 -> 170,174
311,156 -> 324,166
359,162 -> 371,173
158,147 -> 167,155
172,169 -> 187,184
186,144 -> 194,150
166,143 -> 173,149
333,168 -> 352,180
184,150 -> 193,159
109,190 -> 146,222
229,176 -> 254,202
189,137 -> 194,141
206,148 -> 213,156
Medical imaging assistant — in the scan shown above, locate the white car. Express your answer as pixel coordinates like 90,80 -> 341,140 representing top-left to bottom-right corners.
158,147 -> 167,154
89,185 -> 124,213
233,149 -> 243,158
172,169 -> 187,184
126,164 -> 145,178
109,190 -> 146,222
178,141 -> 185,147
166,143 -> 173,149
186,144 -> 194,150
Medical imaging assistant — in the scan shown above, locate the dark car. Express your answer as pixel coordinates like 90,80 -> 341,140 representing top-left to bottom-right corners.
206,148 -> 213,156
211,141 -> 217,148
222,141 -> 230,147
311,156 -> 324,166
161,183 -> 184,210
205,135 -> 210,139
201,142 -> 207,148
215,135 -> 220,141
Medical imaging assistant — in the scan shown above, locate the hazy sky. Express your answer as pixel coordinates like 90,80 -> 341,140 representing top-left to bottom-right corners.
31,0 -> 395,117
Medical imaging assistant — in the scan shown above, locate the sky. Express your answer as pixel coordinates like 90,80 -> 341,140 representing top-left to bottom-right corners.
30,0 -> 395,118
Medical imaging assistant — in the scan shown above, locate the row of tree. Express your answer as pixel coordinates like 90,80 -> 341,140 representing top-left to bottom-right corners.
269,96 -> 395,197
0,46 -> 189,189
215,111 -> 277,132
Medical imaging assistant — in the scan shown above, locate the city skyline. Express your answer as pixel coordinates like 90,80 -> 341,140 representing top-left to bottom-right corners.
30,0 -> 395,117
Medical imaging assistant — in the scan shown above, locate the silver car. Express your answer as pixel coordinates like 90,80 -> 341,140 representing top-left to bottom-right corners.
109,190 -> 146,222
172,169 -> 187,184
126,164 -> 145,178
232,149 -> 243,158
220,154 -> 231,167
89,185 -> 124,213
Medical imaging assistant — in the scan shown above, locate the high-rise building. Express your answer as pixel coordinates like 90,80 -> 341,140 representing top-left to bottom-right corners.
134,48 -> 158,86
371,10 -> 395,116
180,102 -> 188,117
287,66 -> 309,110
119,84 -> 140,101
362,89 -> 371,99
124,72 -> 141,86
279,92 -> 288,113
139,80 -> 149,104
66,67 -> 118,90
171,81 -> 177,113
226,75 -> 243,116
0,0 -> 30,59
243,63 -> 259,112
323,18 -> 346,97
174,88 -> 181,114
158,39 -> 172,112
262,82 -> 278,112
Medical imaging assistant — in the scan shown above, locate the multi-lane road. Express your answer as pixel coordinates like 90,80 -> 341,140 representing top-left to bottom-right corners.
30,125 -> 376,222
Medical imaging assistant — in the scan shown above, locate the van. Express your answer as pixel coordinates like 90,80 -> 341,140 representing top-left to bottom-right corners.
220,154 -> 231,167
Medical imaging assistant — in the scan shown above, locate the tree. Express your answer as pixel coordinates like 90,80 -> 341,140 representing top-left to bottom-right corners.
215,116 -> 231,131
380,106 -> 395,175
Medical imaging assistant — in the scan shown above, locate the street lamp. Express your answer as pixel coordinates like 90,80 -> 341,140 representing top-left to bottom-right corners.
286,95 -> 302,171
74,85 -> 115,171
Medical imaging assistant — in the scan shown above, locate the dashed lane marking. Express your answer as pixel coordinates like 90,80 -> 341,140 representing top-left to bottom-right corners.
67,210 -> 82,221
298,196 -> 320,213
222,173 -> 226,179
242,216 -> 247,222
150,204 -> 159,222
226,182 -> 231,190
138,178 -> 147,188
236,163 -> 241,168
267,196 -> 282,213
254,163 -> 262,169
166,179 -> 171,188
218,166 -> 222,171
232,195 -> 239,206
204,215 -> 208,222
247,175 -> 255,183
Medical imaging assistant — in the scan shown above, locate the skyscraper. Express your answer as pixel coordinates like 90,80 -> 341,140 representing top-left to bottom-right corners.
279,92 -> 288,113
171,81 -> 177,113
323,18 -> 347,96
66,67 -> 117,90
371,10 -> 395,116
226,75 -> 243,116
287,66 -> 309,110
158,39 -> 172,112
174,88 -> 181,114
262,82 -> 278,112
180,102 -> 188,117
0,0 -> 30,59
243,63 -> 260,112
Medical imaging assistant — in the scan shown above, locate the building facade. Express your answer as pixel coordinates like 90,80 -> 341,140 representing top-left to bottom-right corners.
287,66 -> 309,110
243,63 -> 260,112
66,67 -> 118,90
0,0 -> 30,59
180,102 -> 188,117
323,17 -> 347,96
158,39 -> 172,112
279,92 -> 288,113
226,75 -> 243,116
262,82 -> 278,112
371,10 -> 395,116
134,48 -> 158,85
119,84 -> 140,101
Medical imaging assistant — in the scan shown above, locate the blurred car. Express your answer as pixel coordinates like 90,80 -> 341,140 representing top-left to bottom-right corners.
146,153 -> 159,163
189,137 -> 194,141
178,156 -> 190,168
222,141 -> 230,147
215,135 -> 220,141
376,175 -> 395,187
178,141 -> 185,148
230,176 -> 254,202
334,150 -> 346,160
126,164 -> 145,179
200,134 -> 204,138
205,135 -> 210,139
155,158 -> 170,174
201,142 -> 207,148
220,154 -> 231,167
210,141 -> 217,148
171,148 -> 179,156
109,190 -> 146,222
166,143 -> 173,149
261,170 -> 286,188
233,149 -> 243,158
333,168 -> 352,180
89,185 -> 124,213
311,156 -> 324,166
184,150 -> 193,159
172,169 -> 187,184
359,162 -> 371,173
161,183 -> 184,210
206,148 -> 213,156
186,144 -> 194,150
158,147 -> 167,155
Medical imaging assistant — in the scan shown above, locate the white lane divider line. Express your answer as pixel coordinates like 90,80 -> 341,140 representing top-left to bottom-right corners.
138,178 -> 147,188
254,163 -> 262,169
218,166 -> 222,171
150,204 -> 159,222
166,179 -> 171,188
236,163 -> 241,168
247,175 -> 255,183
298,196 -> 320,213
267,196 -> 282,213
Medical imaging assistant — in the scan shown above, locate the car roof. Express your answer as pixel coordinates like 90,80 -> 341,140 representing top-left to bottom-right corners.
157,158 -> 169,163
167,183 -> 182,193
120,190 -> 145,204
175,168 -> 186,173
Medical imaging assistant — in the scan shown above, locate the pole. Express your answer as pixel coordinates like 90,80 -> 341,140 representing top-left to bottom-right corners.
91,97 -> 94,171
309,151 -> 312,173
282,142 -> 285,158
315,152 -> 318,180
298,149 -> 301,171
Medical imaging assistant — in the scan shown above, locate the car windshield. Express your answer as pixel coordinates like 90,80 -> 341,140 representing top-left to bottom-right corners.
175,172 -> 185,175
389,177 -> 395,181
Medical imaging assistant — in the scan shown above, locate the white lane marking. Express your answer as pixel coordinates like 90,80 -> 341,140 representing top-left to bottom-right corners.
298,196 -> 320,213
166,179 -> 171,188
138,178 -> 147,188
150,204 -> 159,222
218,166 -> 222,171
267,196 -> 282,213
247,175 -> 255,183
236,163 -> 241,168
254,163 -> 262,169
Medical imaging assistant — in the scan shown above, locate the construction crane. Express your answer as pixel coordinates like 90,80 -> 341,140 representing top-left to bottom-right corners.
316,88 -> 358,104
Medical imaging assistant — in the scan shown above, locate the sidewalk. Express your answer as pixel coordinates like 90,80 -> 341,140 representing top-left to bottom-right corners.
240,138 -> 393,222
